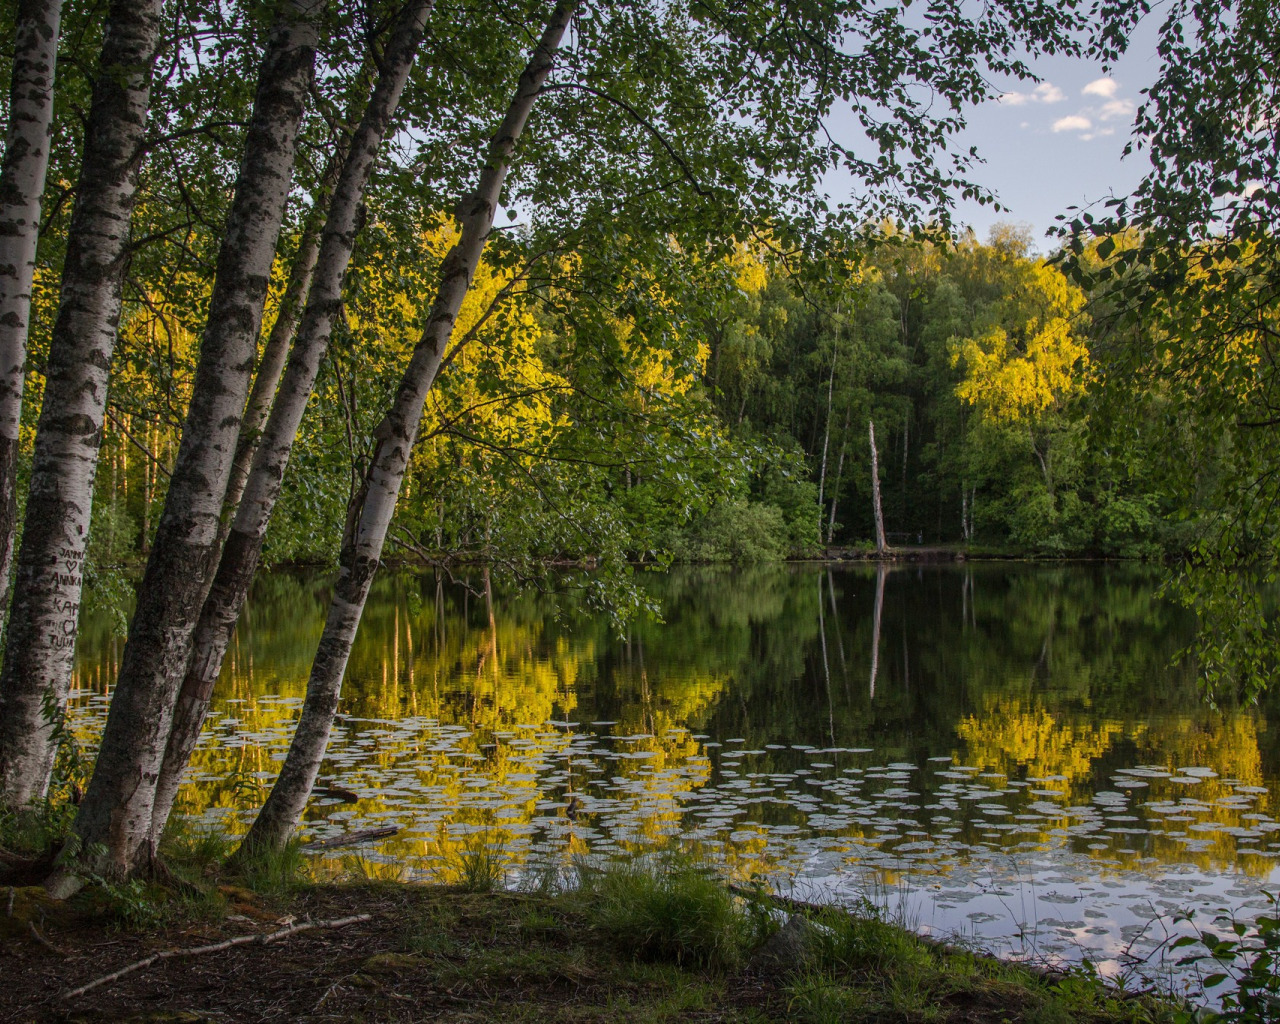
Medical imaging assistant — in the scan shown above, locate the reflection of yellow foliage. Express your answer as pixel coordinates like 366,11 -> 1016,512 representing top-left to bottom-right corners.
63,575 -> 735,882
1159,715 -> 1264,787
957,696 -> 1131,786
64,572 -> 1280,887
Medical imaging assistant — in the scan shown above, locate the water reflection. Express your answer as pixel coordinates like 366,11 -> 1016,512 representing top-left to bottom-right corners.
69,564 -> 1280,989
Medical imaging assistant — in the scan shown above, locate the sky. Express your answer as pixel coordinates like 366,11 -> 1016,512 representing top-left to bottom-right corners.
946,18 -> 1164,251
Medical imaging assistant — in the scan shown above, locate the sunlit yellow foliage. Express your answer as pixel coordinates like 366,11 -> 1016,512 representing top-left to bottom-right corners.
729,244 -> 768,296
950,263 -> 1090,423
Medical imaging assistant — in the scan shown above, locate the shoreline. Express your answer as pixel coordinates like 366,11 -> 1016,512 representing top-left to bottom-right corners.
2,870 -> 1178,1023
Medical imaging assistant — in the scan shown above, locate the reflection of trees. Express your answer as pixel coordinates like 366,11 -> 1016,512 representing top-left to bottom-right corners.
65,564 -> 1280,878
957,698 -> 1130,782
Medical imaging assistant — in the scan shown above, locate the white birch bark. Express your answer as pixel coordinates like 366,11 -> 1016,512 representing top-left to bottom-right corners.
148,5 -> 431,842
240,0 -> 579,854
869,419 -> 887,554
0,0 -> 62,619
221,143 -> 348,529
826,408 -> 849,545
73,0 -> 322,874
0,0 -> 162,810
816,350 -> 835,525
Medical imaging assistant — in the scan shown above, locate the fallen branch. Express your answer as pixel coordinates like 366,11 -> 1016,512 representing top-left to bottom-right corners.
61,913 -> 371,1000
28,920 -> 68,956
299,826 -> 398,852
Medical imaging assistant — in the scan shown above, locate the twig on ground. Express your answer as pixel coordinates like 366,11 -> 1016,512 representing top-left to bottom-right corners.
61,913 -> 372,1000
312,976 -> 347,1012
28,920 -> 67,956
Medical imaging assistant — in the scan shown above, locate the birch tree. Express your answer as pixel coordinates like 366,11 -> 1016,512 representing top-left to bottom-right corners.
0,0 -> 62,619
239,0 -> 579,854
149,0 -> 433,840
0,0 -> 164,810
70,0 -> 323,876
869,419 -> 887,553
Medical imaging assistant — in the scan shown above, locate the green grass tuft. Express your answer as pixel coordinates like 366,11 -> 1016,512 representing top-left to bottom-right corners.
228,836 -> 310,895
807,900 -> 934,974
159,818 -> 236,879
0,799 -> 76,858
576,857 -> 766,969
450,843 -> 509,893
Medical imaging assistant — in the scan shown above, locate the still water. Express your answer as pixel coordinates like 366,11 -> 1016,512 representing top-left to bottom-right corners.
69,564 -> 1280,992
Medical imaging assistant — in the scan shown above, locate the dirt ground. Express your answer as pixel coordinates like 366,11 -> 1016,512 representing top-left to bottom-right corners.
4,883 -> 790,1023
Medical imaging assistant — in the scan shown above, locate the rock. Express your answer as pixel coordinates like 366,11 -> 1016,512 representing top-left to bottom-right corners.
749,913 -> 825,973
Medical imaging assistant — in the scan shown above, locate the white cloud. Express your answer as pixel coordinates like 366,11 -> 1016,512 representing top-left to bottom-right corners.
1053,114 -> 1093,133
1083,78 -> 1118,99
999,81 -> 1064,106
1079,127 -> 1116,141
1099,98 -> 1136,121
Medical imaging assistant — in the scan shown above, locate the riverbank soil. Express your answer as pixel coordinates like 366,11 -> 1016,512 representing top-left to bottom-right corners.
2,880 -> 1169,1023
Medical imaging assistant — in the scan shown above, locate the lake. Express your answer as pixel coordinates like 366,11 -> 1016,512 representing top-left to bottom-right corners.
69,563 -> 1280,995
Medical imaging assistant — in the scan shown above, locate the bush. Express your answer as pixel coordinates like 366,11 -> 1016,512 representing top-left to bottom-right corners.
672,499 -> 790,563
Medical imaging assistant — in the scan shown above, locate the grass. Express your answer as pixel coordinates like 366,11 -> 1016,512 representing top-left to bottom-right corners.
0,799 -> 75,858
450,841 -> 510,892
574,856 -> 772,969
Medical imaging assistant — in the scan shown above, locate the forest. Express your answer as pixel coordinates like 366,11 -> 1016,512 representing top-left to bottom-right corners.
0,0 -> 1276,903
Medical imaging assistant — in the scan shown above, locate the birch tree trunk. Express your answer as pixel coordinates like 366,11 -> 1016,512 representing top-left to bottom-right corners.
221,142 -> 349,530
240,0 -> 578,855
72,0 -> 322,875
816,350 -> 835,527
0,0 -> 162,810
826,409 -> 850,545
0,0 -> 62,618
148,4 -> 431,842
869,419 -> 887,554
